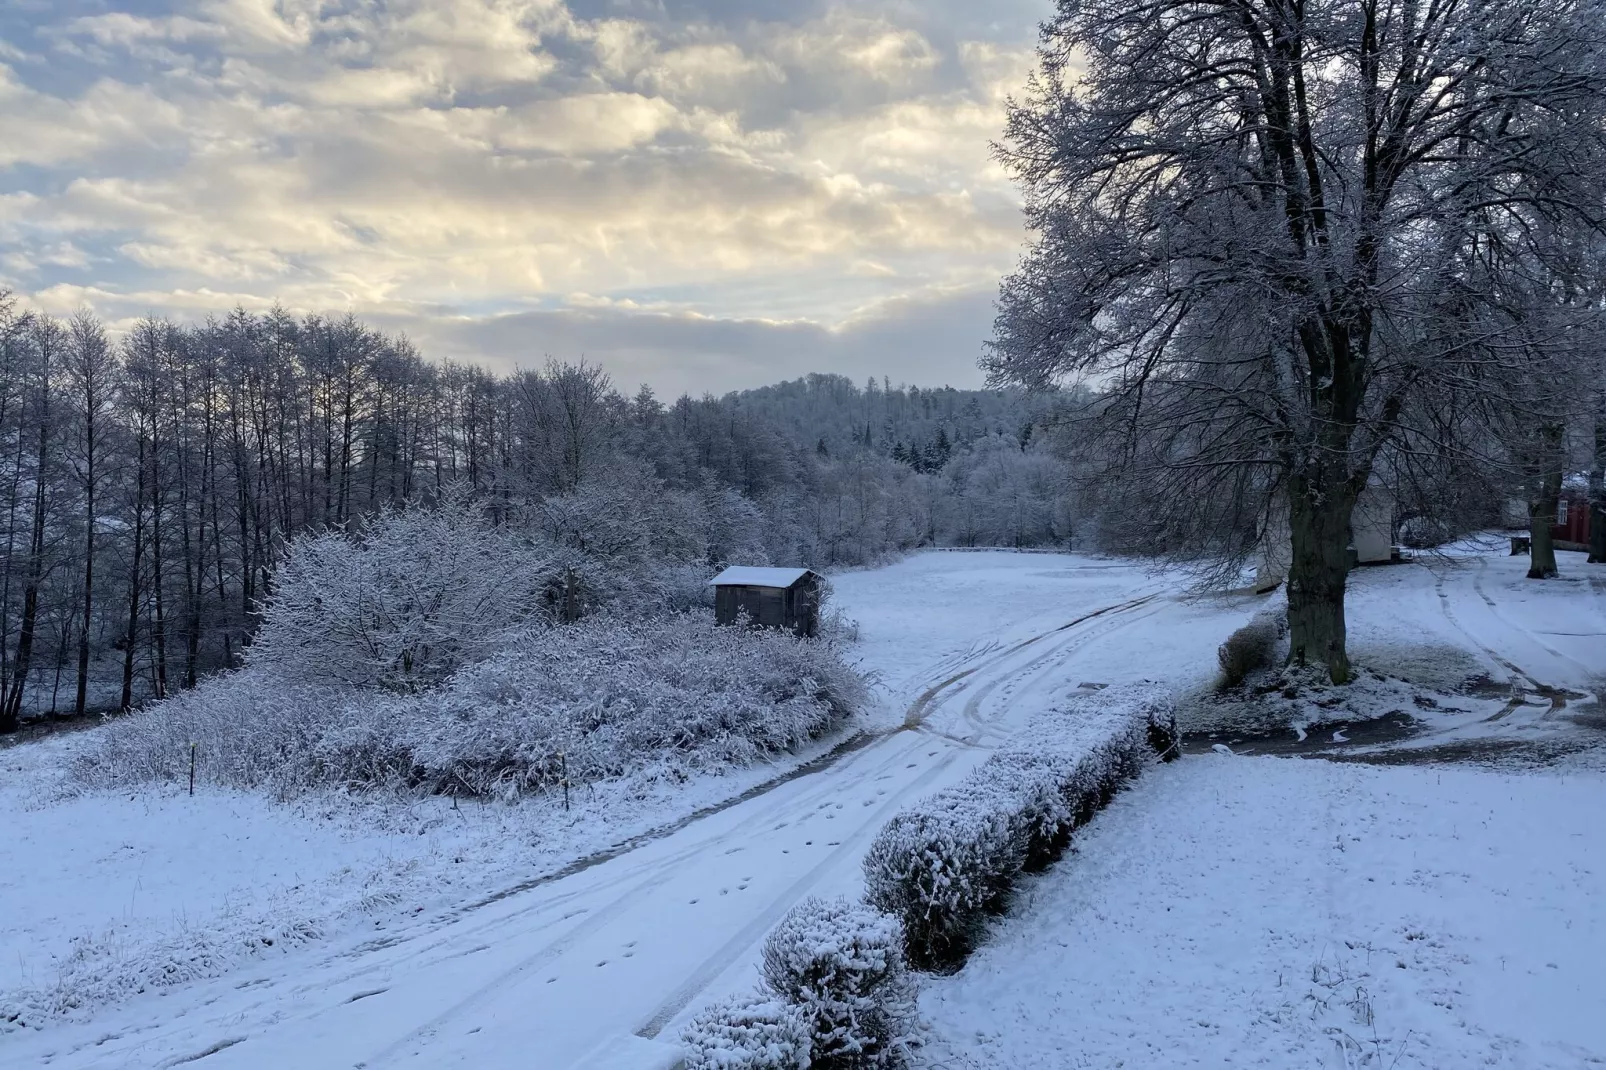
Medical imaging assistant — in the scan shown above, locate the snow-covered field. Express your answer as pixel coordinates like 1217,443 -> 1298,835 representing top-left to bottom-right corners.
1,546 -> 1600,1068
918,755 -> 1606,1069
0,551 -> 1252,1066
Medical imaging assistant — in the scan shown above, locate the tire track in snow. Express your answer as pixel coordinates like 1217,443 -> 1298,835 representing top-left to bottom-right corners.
1472,560 -> 1596,679
1431,567 -> 1581,726
358,730 -> 965,1066
902,592 -> 1161,732
957,597 -> 1166,744
1433,570 -> 1536,689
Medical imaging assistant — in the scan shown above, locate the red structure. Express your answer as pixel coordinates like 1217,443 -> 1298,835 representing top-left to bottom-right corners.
1553,488 -> 1592,551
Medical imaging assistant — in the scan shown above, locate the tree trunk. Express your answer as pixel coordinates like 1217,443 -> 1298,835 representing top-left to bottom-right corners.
150,469 -> 169,699
1589,406 -> 1604,564
1285,478 -> 1355,684
0,413 -> 27,714
2,416 -> 50,730
1527,470 -> 1562,579
1527,425 -> 1563,579
121,434 -> 147,711
76,412 -> 95,718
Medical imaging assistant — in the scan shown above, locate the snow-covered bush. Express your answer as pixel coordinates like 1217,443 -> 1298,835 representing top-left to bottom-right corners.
70,671 -> 401,795
1217,609 -> 1287,689
402,613 -> 865,796
250,491 -> 560,690
863,684 -> 1176,970
860,787 -> 1027,971
681,993 -> 812,1070
760,898 -> 914,1068
76,614 -> 866,798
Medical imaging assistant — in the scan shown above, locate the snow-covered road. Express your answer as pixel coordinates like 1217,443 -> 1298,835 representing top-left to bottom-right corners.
7,552 -> 1251,1070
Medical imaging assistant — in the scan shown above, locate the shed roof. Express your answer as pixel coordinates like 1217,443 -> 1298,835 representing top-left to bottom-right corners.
707,566 -> 818,589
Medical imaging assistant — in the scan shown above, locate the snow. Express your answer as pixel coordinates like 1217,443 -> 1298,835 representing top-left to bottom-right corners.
575,1035 -> 689,1070
0,546 -> 1600,1068
917,753 -> 1606,1068
708,567 -> 816,588
0,751 -> 420,999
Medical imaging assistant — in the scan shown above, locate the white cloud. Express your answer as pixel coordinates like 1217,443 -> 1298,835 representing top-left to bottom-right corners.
0,0 -> 1053,387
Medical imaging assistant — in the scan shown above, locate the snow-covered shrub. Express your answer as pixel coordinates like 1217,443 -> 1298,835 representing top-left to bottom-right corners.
860,787 -> 1028,971
1217,609 -> 1287,689
251,491 -> 560,690
77,614 -> 866,798
69,670 -> 401,794
863,684 -> 1176,970
760,898 -> 914,1068
403,612 -> 864,796
681,992 -> 812,1070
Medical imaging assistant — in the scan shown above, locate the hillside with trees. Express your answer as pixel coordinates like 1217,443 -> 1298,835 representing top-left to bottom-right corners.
0,293 -> 1070,724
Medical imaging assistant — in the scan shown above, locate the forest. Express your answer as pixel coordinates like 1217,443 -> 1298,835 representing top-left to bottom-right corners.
0,292 -> 1070,725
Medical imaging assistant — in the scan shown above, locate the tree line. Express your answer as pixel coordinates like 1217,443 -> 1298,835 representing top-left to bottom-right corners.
0,293 -> 1073,726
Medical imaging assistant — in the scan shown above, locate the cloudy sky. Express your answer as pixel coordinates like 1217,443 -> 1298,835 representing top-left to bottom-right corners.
0,0 -> 1051,395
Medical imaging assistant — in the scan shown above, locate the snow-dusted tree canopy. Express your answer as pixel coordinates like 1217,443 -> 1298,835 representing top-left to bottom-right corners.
990,0 -> 1606,680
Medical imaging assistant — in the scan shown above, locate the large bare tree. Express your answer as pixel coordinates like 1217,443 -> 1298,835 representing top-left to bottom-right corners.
989,0 -> 1606,681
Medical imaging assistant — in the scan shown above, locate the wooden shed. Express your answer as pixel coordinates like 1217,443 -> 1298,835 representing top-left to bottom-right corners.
708,566 -> 823,638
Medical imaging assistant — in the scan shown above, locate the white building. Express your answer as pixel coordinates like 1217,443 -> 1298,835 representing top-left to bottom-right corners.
1253,484 -> 1395,592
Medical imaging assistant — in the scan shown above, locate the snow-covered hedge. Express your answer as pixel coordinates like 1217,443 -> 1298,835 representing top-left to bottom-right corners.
862,684 -> 1177,970
1217,608 -> 1288,689
75,614 -> 866,798
681,993 -> 813,1070
759,897 -> 914,1068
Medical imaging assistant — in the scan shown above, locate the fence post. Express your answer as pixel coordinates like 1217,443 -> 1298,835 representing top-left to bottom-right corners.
188,741 -> 196,797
